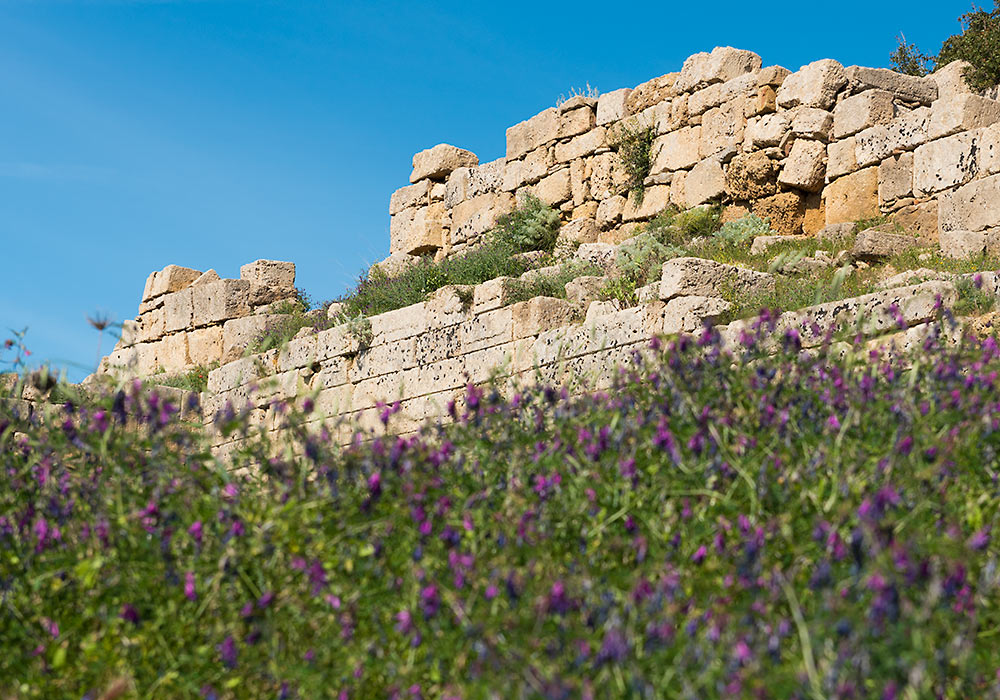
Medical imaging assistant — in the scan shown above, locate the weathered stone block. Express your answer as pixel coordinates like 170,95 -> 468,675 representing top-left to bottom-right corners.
659,257 -> 773,300
510,297 -> 578,339
558,105 -> 596,139
159,332 -> 189,372
142,264 -> 202,303
891,201 -> 939,244
752,192 -> 806,236
790,107 -> 834,141
192,279 -> 252,327
939,174 -> 1000,233
410,143 -> 478,183
460,307 -> 513,353
163,288 -> 194,333
825,167 -> 879,225
940,229 -> 987,259
725,151 -> 778,200
913,130 -> 979,195
626,73 -> 678,113
565,275 -> 607,305
844,66 -> 938,104
138,308 -> 165,343
557,217 -> 600,246
776,59 -> 847,110
472,277 -> 520,314
596,195 -> 626,229
758,65 -> 791,87
451,193 -> 514,245
879,152 -> 913,204
575,242 -> 618,273
833,89 -> 896,139
683,159 -> 725,206
389,205 -> 446,254
745,112 -> 789,148
651,126 -> 701,173
855,108 -> 931,167
622,184 -> 672,221
675,46 -> 761,93
700,99 -> 747,156
931,60 -> 974,103
827,137 -> 858,179
852,227 -> 920,260
187,326 -> 223,366
528,168 -> 571,206
778,139 -> 826,192
390,180 -> 431,215
596,88 -> 631,125
929,93 -> 1000,140
661,296 -> 733,334
554,126 -> 606,163
240,260 -> 295,290
506,108 -> 559,160
981,122 -> 1000,176
221,314 -> 282,363
688,73 -> 757,116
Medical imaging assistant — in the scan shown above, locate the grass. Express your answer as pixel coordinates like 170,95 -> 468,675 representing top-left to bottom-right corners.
155,364 -> 219,393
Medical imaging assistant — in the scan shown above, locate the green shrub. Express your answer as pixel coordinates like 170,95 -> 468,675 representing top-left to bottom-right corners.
493,194 -> 561,252
938,1 -> 1000,91
672,205 -> 722,239
248,301 -> 337,355
890,33 -> 932,76
156,364 -> 218,393
600,233 -> 684,305
608,119 -> 655,204
955,274 -> 997,315
714,213 -> 773,247
506,261 -> 602,305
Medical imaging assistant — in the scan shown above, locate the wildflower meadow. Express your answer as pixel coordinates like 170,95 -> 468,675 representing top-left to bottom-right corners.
2,308 -> 1000,698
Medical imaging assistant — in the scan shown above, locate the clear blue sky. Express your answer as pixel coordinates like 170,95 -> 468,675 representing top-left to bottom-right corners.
0,0 -> 969,381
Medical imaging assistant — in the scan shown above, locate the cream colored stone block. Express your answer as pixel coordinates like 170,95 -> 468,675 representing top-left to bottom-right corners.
912,130 -> 979,196
192,279 -> 252,327
142,264 -> 202,303
826,137 -> 858,179
368,302 -> 428,343
650,126 -> 701,174
554,127 -> 606,163
778,139 -> 826,192
390,180 -> 431,215
855,108 -> 931,168
510,297 -> 578,339
833,89 -> 895,139
158,333 -> 189,372
460,307 -> 513,353
558,105 -> 596,139
682,159 -> 725,206
939,174 -> 1000,233
878,152 -> 913,204
824,167 -> 879,225
506,108 -> 559,160
187,326 -> 223,366
622,185 -> 672,221
410,143 -> 478,183
776,59 -> 847,110
163,288 -> 194,333
596,88 -> 631,125
700,99 -> 747,157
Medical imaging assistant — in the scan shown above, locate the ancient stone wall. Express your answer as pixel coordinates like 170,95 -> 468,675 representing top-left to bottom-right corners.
385,48 -> 1000,264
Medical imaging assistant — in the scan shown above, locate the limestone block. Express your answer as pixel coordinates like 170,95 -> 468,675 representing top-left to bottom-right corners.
570,158 -> 591,207
833,89 -> 896,139
315,324 -> 364,359
194,270 -> 222,288
510,297 -> 578,339
659,257 -> 774,300
572,201 -> 599,221
778,139 -> 826,193
470,158 -> 504,196
827,137 -> 858,179
207,355 -> 265,394
163,288 -> 194,333
451,193 -> 515,245
891,201 -> 939,244
790,107 -> 834,141
745,113 -> 788,148
371,252 -> 420,279
803,193 -> 826,235
555,126 -> 606,163
413,325 -> 464,365
589,152 -> 628,200
939,174 -> 1000,232
913,130 -> 979,196
528,168 -> 571,206
558,217 -> 600,245
368,302 -> 428,344
575,242 -> 618,273
817,222 -> 855,243
410,144 -> 478,183
622,185 -> 671,221
558,105 -> 596,139
748,235 -> 806,255
931,60 -> 974,103
758,66 -> 791,87
625,73 -> 678,113
565,275 -> 607,305
596,195 -> 626,229
187,326 -> 223,366
683,159 -> 725,206
460,307 -> 513,353
725,151 -> 778,200
159,333 -> 189,372
502,149 -> 547,191
192,279 -> 252,327
688,73 -> 757,116
940,229 -> 987,259
349,337 -> 416,382
824,167 -> 880,225
650,126 -> 701,174
142,264 -> 202,303
138,308 -> 165,343
675,47 -> 762,93
221,315 -> 282,363
929,93 -> 1000,140
507,108 -> 559,160
389,204 -> 446,254
597,88 -> 631,125
981,123 -> 1000,176
776,59 -> 847,110
852,227 -> 920,260
134,342 -> 160,376
749,85 -> 778,117
390,180 -> 431,215
855,108 -> 931,168
444,168 -> 470,209
751,192 -> 806,236
651,95 -> 689,135
557,95 -> 597,113
275,334 -> 318,373
240,260 -> 295,291
425,286 -> 472,328
661,296 -> 733,334
472,277 -> 520,314
844,66 -> 938,104
699,99 -> 747,157
878,152 -> 913,204
314,383 -> 353,415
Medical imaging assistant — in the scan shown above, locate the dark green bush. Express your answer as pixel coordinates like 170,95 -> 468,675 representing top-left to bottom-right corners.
890,33 -> 932,76
492,194 -> 561,252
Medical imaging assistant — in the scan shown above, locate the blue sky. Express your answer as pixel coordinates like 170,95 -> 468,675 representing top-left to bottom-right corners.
0,0 -> 969,381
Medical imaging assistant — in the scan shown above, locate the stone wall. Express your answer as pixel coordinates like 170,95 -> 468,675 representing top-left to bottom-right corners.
101,260 -> 299,378
385,48 -> 1000,264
